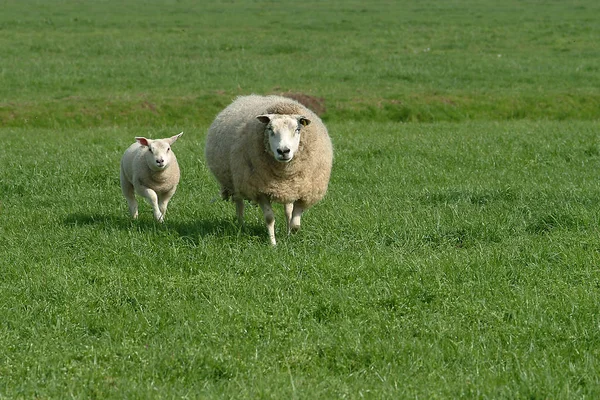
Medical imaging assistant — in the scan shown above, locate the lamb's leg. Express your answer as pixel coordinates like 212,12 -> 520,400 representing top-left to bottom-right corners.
284,203 -> 294,235
290,202 -> 304,233
120,171 -> 138,219
258,198 -> 277,246
136,185 -> 163,222
158,186 -> 177,220
234,197 -> 245,225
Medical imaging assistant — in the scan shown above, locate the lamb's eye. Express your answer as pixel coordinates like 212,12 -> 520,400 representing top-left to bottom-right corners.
148,147 -> 153,154
167,147 -> 171,152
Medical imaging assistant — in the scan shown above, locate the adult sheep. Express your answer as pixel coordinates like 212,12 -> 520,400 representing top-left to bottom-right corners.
205,94 -> 333,245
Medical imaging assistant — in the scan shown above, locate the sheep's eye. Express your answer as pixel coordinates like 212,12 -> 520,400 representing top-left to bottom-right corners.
148,148 -> 153,154
167,147 -> 171,152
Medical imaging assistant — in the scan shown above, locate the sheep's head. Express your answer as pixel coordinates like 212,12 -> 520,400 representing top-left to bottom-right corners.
257,114 -> 310,163
136,132 -> 183,171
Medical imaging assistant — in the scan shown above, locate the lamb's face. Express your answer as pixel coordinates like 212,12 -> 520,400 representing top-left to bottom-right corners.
137,138 -> 173,171
257,114 -> 311,163
135,133 -> 182,171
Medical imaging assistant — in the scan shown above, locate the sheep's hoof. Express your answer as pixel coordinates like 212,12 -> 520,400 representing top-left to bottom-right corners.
289,224 -> 301,234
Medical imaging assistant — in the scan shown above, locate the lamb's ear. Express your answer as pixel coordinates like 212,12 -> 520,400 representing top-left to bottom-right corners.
297,116 -> 311,127
135,137 -> 150,147
256,115 -> 272,124
168,132 -> 183,145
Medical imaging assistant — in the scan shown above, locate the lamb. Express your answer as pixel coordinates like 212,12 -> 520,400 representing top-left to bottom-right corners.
120,132 -> 183,222
205,95 -> 333,245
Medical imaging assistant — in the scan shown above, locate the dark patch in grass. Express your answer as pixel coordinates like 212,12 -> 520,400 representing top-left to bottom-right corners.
421,187 -> 516,206
316,345 -> 375,374
63,212 -> 267,242
85,322 -> 107,338
423,226 -> 501,248
526,212 -> 583,234
584,145 -> 599,157
0,181 -> 28,197
64,212 -> 145,230
311,301 -> 342,324
172,218 -> 266,244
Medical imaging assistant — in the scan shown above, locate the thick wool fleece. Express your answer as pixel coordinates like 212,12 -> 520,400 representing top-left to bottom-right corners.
205,95 -> 333,207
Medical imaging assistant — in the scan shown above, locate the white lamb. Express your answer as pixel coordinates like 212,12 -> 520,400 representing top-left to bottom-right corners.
120,132 -> 183,222
205,95 -> 333,245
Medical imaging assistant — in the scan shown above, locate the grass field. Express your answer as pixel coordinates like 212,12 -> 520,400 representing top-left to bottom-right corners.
1,0 -> 600,398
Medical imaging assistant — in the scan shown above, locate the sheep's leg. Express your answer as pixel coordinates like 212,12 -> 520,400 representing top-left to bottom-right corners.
258,198 -> 277,246
136,185 -> 163,222
158,187 -> 177,220
284,203 -> 294,235
234,197 -> 245,225
120,172 -> 138,219
290,202 -> 304,233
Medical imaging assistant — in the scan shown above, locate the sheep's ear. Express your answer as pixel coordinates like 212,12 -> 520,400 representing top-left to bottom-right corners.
135,137 -> 150,147
256,115 -> 271,124
298,116 -> 311,127
168,132 -> 183,145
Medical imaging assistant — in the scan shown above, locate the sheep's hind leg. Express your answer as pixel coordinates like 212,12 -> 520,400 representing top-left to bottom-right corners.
120,173 -> 138,219
234,196 -> 245,226
137,186 -> 163,222
258,198 -> 277,246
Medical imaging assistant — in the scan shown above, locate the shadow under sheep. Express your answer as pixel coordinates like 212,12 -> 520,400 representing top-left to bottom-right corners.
63,212 -> 267,244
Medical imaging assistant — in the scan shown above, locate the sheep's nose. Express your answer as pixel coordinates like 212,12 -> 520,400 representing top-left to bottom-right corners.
156,158 -> 164,165
277,148 -> 290,156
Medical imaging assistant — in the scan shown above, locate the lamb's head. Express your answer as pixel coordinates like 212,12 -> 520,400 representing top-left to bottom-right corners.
257,114 -> 311,163
135,132 -> 183,171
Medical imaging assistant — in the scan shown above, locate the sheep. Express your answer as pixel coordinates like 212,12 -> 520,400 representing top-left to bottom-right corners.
205,95 -> 333,245
120,132 -> 183,222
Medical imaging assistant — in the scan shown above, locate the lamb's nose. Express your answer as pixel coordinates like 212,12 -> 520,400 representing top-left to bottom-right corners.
156,158 -> 164,165
277,148 -> 290,156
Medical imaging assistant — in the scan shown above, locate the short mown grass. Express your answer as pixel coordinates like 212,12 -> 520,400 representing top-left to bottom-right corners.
1,0 -> 600,398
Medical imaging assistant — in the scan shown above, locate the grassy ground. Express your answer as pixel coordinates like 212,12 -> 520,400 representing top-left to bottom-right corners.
1,0 -> 600,398
1,0 -> 599,126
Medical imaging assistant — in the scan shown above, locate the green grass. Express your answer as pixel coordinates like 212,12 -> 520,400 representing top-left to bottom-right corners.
1,0 -> 599,126
2,121 -> 600,398
1,0 -> 600,398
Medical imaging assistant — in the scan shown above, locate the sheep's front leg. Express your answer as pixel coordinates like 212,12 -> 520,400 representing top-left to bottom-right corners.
284,203 -> 294,235
136,185 -> 163,222
158,186 -> 177,220
290,202 -> 304,233
258,198 -> 277,246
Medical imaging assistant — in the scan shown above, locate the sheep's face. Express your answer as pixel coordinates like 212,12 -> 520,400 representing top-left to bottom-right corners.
136,132 -> 183,171
257,114 -> 311,163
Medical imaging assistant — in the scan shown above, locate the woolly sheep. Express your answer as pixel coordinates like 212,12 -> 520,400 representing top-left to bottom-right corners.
205,95 -> 333,245
120,132 -> 183,222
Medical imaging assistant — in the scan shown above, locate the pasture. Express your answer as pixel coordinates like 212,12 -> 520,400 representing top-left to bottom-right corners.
1,0 -> 600,398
